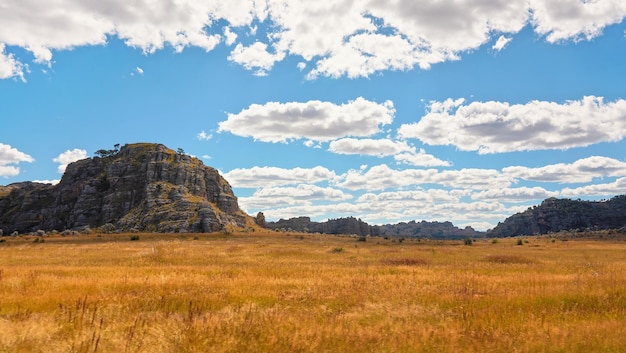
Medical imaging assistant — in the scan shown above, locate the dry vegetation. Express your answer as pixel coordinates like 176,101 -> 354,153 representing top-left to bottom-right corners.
1,231 -> 625,352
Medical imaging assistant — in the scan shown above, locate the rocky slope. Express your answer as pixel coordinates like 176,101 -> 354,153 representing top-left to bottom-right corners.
488,195 -> 626,237
0,143 -> 252,233
266,216 -> 483,239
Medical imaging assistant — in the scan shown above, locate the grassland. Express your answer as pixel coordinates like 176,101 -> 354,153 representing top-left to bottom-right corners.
0,231 -> 625,352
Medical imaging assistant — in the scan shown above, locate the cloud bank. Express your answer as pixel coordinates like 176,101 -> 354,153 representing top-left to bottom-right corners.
399,96 -> 626,153
1,0 -> 625,79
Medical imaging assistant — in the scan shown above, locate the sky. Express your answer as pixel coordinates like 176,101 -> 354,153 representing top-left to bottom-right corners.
1,1 -> 626,231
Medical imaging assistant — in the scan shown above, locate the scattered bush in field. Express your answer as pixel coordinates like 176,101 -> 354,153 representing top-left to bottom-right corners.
331,247 -> 344,253
36,230 -> 45,236
463,237 -> 473,246
356,236 -> 367,242
517,238 -> 524,246
383,257 -> 430,266
33,238 -> 45,243
11,231 -> 18,236
484,254 -> 533,264
130,235 -> 140,241
491,238 -> 499,244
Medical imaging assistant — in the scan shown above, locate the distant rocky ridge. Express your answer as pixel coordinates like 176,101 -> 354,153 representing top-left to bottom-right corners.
488,195 -> 626,237
266,216 -> 483,239
0,143 -> 252,233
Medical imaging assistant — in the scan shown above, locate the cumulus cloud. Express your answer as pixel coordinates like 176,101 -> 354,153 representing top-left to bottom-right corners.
471,187 -> 559,202
394,149 -> 451,167
53,148 -> 88,173
492,35 -> 512,51
530,0 -> 626,43
0,143 -> 34,177
399,96 -> 626,153
2,0 -> 624,79
228,42 -> 285,76
218,97 -> 395,143
239,184 -> 352,211
503,156 -> 626,183
335,164 -> 511,191
0,44 -> 25,81
223,166 -> 337,188
197,130 -> 213,141
561,177 -> 626,197
329,138 -> 413,156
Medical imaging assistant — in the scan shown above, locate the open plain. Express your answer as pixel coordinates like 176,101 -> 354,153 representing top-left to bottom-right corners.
1,231 -> 625,352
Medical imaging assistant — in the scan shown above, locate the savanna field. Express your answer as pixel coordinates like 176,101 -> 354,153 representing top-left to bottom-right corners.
1,231 -> 625,353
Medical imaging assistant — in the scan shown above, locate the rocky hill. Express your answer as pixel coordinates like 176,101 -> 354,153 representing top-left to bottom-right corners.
488,195 -> 626,237
266,216 -> 483,239
266,216 -> 377,236
0,143 -> 252,234
376,220 -> 483,239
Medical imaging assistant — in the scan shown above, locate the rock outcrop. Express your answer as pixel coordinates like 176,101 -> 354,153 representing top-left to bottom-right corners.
0,143 -> 252,233
266,216 -> 483,239
488,195 -> 626,237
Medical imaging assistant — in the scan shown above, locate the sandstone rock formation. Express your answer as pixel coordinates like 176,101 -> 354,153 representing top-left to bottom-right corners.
0,143 -> 252,233
488,195 -> 626,237
265,216 -> 483,239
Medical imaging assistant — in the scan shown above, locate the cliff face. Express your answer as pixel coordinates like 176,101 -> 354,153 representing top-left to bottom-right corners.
266,217 -> 377,236
488,196 -> 626,237
0,143 -> 250,233
266,216 -> 483,239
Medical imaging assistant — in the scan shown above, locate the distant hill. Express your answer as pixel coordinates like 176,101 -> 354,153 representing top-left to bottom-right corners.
488,195 -> 626,237
0,143 -> 252,234
266,216 -> 484,239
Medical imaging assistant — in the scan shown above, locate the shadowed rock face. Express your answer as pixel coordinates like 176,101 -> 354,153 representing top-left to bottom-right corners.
488,196 -> 626,237
0,143 -> 250,233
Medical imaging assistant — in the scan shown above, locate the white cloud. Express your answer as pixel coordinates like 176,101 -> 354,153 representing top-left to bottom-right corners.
239,184 -> 352,211
335,164 -> 511,191
224,166 -> 337,188
398,96 -> 626,153
223,26 -> 238,46
530,0 -> 626,43
1,1 -> 626,79
0,143 -> 34,177
218,97 -> 395,143
0,44 -> 25,81
0,166 -> 20,178
471,187 -> 559,202
492,35 -> 512,51
53,148 -> 88,173
394,149 -> 451,167
503,156 -> 626,183
561,177 -> 626,197
228,42 -> 285,76
33,179 -> 60,185
329,138 -> 414,157
135,67 -> 144,75
197,130 -> 213,141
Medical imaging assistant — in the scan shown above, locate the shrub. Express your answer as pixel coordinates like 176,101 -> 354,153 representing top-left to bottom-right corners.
356,236 -> 367,242
463,237 -> 473,246
517,238 -> 524,246
130,235 -> 140,241
331,247 -> 344,253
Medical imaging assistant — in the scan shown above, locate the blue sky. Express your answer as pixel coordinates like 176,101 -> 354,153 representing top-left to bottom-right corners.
1,1 -> 626,230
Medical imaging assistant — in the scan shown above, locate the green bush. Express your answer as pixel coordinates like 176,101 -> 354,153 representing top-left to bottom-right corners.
130,235 -> 140,241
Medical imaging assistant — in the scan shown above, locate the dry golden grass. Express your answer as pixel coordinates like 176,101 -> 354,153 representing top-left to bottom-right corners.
1,232 -> 625,352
